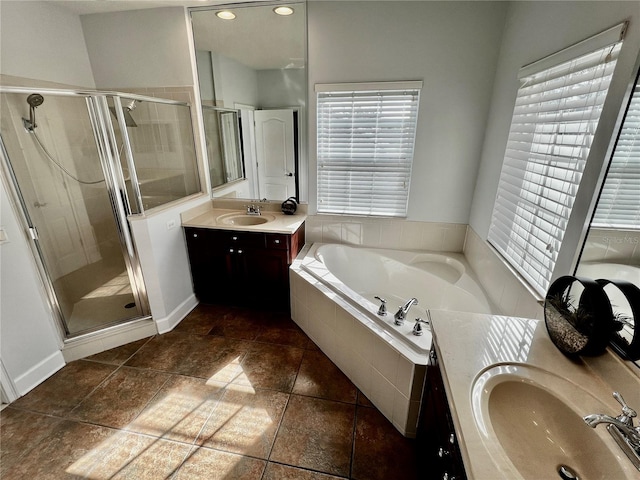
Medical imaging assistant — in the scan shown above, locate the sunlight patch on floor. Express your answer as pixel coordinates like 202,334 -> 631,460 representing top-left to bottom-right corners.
66,359 -> 272,478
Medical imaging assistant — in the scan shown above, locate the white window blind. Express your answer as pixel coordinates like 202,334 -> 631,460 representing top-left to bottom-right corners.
488,26 -> 625,297
592,82 -> 640,229
316,82 -> 421,217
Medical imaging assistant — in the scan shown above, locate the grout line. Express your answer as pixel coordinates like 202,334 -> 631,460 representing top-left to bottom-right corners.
350,403 -> 359,479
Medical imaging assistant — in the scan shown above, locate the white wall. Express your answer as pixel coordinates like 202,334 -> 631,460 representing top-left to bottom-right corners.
212,52 -> 259,108
128,197 -> 208,334
258,69 -> 306,108
81,7 -> 194,89
0,1 -> 95,87
469,1 -> 640,241
0,180 -> 65,399
307,1 -> 508,223
196,51 -> 215,102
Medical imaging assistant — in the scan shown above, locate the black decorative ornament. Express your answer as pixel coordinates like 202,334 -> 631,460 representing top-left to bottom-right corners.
595,279 -> 640,361
281,196 -> 298,215
544,276 -> 615,356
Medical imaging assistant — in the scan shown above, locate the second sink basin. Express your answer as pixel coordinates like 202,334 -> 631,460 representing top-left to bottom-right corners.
471,365 -> 631,480
216,212 -> 276,226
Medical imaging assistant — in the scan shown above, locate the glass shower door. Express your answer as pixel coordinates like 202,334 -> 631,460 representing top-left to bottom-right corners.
0,91 -> 149,336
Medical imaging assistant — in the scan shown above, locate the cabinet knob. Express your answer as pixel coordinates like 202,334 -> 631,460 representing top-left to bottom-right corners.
238,249 -> 243,254
232,236 -> 238,241
229,248 -> 234,253
193,233 -> 198,238
274,239 -> 280,244
449,433 -> 455,444
438,447 -> 450,458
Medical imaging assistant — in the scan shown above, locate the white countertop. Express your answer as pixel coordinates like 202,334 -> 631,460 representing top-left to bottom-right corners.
181,206 -> 306,235
429,310 -> 639,479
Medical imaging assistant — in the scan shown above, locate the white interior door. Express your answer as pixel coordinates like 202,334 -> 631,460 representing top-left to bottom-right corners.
254,109 -> 296,200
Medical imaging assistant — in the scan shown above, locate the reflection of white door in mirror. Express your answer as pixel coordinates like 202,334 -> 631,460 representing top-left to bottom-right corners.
235,103 -> 259,199
254,109 -> 296,200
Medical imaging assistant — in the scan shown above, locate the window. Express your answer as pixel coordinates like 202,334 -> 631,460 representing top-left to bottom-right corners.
592,79 -> 640,230
488,23 -> 626,297
316,82 -> 422,217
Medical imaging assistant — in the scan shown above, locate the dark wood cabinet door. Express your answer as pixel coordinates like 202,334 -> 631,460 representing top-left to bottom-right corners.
417,348 -> 467,480
183,222 -> 305,311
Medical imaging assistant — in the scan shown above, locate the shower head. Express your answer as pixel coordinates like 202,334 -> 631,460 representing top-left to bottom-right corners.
109,99 -> 138,128
27,94 -> 44,108
23,93 -> 44,131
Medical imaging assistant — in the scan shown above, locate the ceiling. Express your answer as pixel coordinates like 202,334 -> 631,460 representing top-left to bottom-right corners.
48,1 -> 247,16
191,4 -> 305,70
46,0 -> 305,71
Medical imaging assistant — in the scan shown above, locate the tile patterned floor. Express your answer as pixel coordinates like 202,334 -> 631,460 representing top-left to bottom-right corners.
1,304 -> 419,479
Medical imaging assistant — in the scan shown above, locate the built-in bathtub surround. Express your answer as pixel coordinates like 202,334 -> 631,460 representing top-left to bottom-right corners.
464,227 -> 544,320
289,243 -> 494,436
305,214 -> 467,252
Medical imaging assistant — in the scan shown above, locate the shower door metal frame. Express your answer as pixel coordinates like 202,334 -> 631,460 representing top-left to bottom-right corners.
0,86 -> 165,340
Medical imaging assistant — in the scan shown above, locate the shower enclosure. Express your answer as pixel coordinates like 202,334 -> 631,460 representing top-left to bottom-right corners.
0,87 -> 201,338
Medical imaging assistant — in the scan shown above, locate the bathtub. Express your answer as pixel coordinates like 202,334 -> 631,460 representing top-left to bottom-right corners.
289,243 -> 494,437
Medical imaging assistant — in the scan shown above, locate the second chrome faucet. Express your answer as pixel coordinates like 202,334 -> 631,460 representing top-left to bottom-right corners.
394,297 -> 418,326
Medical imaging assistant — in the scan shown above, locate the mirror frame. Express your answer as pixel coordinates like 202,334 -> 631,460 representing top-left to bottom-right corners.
575,50 -> 640,365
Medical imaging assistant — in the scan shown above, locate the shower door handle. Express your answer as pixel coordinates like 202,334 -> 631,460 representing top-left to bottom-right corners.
119,189 -> 131,216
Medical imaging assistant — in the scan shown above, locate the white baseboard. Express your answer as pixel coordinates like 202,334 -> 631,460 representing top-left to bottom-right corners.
155,294 -> 198,334
13,350 -> 65,397
62,319 -> 157,363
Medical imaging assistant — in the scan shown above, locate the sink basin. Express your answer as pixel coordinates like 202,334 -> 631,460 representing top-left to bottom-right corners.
471,365 -> 631,479
216,212 -> 275,226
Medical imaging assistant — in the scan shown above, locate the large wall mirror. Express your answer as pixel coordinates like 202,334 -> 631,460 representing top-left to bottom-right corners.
190,1 -> 307,202
576,62 -> 640,364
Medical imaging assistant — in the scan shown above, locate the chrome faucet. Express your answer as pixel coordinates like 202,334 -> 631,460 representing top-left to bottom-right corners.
583,391 -> 640,470
245,204 -> 261,216
394,297 -> 418,326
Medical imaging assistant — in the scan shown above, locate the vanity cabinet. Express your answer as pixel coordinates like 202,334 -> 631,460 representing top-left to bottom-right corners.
184,223 -> 305,310
417,347 -> 467,480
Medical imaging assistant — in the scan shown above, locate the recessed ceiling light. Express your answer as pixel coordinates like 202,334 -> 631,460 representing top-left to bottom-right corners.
273,6 -> 294,16
216,10 -> 236,20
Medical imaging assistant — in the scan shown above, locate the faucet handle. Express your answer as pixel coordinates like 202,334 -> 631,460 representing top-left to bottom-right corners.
374,296 -> 387,316
412,318 -> 430,336
613,392 -> 637,420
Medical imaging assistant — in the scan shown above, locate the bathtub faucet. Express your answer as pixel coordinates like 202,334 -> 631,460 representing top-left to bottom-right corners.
394,297 -> 418,326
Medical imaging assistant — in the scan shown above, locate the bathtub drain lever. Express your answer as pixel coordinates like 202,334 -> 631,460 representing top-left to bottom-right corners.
374,296 -> 387,316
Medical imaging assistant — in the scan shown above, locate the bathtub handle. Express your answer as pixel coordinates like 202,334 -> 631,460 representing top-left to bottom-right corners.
413,317 -> 431,336
374,296 -> 387,316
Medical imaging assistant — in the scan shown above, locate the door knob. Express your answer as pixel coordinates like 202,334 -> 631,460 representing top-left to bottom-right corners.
285,172 -> 293,177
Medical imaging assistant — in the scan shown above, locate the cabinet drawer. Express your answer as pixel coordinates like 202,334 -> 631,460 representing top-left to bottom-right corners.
265,233 -> 290,250
214,230 -> 266,248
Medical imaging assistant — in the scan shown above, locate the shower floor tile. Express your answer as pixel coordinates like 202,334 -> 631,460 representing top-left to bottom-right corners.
1,303 -> 419,479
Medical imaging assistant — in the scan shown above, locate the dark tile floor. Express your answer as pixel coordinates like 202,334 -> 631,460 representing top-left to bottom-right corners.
1,304 -> 419,479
